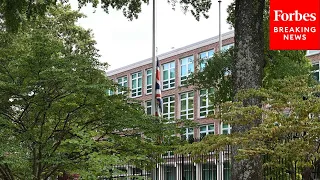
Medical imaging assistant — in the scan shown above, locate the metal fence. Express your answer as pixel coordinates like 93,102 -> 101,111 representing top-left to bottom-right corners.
108,146 -> 320,180
110,144 -> 231,180
263,156 -> 320,180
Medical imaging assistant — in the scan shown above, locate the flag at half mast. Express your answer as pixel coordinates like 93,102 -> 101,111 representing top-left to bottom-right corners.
155,57 -> 162,116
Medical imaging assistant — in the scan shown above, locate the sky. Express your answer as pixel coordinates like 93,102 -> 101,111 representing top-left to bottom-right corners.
70,0 -> 234,71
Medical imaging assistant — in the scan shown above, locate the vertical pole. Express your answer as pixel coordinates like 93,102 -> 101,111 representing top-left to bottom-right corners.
217,1 -> 224,180
151,0 -> 157,116
218,0 -> 222,51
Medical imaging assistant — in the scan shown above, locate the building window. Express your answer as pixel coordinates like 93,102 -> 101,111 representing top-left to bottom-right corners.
163,96 -> 175,120
146,69 -> 152,94
180,56 -> 194,85
131,72 -> 142,97
199,50 -> 214,71
117,76 -> 128,94
202,163 -> 217,180
199,89 -> 214,118
221,43 -> 234,52
222,123 -> 231,135
180,92 -> 194,120
163,151 -> 174,157
183,164 -> 196,180
106,89 -> 114,96
163,61 -> 175,90
182,128 -> 194,143
200,124 -> 214,140
145,101 -> 151,115
312,63 -> 320,81
164,165 -> 175,180
224,161 -> 231,180
307,50 -> 320,56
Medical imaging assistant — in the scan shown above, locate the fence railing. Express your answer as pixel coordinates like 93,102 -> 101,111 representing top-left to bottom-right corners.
110,145 -> 231,180
107,146 -> 320,180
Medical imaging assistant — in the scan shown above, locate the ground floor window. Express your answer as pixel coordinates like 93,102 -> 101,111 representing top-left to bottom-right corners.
202,163 -> 217,180
183,164 -> 196,180
223,161 -> 231,180
165,165 -> 176,180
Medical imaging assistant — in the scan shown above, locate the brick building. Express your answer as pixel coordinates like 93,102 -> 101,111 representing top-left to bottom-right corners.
106,30 -> 320,180
107,31 -> 234,139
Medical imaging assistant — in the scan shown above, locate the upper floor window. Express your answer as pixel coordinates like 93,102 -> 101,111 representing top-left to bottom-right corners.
146,69 -> 152,94
199,50 -> 214,71
117,76 -> 128,95
163,151 -> 174,157
221,123 -> 232,135
307,50 -> 320,56
180,56 -> 194,85
163,96 -> 175,120
221,43 -> 234,52
199,89 -> 214,118
106,89 -> 114,96
180,92 -> 194,120
145,100 -> 152,115
200,124 -> 214,140
131,72 -> 142,97
313,63 -> 320,82
182,128 -> 194,142
163,61 -> 175,90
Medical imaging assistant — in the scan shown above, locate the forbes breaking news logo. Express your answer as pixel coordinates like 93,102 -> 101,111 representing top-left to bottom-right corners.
273,10 -> 316,41
269,0 -> 320,50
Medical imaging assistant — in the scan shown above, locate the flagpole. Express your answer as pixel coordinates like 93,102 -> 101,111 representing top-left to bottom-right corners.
218,0 -> 222,50
217,1 -> 224,180
151,1 -> 157,178
151,0 -> 157,116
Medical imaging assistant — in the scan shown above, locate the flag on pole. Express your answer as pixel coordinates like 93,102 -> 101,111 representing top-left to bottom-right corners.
155,57 -> 162,116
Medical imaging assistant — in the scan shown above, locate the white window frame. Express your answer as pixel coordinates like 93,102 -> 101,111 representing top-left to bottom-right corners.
180,92 -> 194,120
163,61 -> 175,90
145,69 -> 152,94
107,89 -> 114,96
307,50 -> 320,56
199,89 -> 214,118
312,63 -> 320,82
163,151 -> 175,157
180,56 -> 194,85
199,49 -> 214,71
221,123 -> 232,135
200,124 -> 214,140
131,72 -> 142,97
183,128 -> 194,140
163,96 -> 175,120
117,76 -> 128,95
145,100 -> 152,115
221,43 -> 234,52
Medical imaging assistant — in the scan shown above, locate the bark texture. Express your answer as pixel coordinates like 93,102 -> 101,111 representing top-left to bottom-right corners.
232,0 -> 265,179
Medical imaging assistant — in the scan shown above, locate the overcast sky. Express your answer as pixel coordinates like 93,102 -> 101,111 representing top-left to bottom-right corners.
70,0 -> 234,71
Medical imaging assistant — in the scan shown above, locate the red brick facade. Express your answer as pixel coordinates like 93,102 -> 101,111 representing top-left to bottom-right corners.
107,31 -> 320,139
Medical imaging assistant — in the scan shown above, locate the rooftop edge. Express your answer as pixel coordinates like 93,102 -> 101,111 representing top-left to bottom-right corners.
106,30 -> 235,76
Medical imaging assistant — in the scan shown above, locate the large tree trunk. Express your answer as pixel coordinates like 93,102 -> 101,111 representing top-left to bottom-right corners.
232,0 -> 265,179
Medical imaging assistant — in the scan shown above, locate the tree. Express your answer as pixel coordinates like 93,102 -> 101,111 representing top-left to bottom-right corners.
230,0 -> 266,178
180,75 -> 320,180
0,5 -> 176,179
0,0 -> 212,31
189,49 -> 310,106
187,0 -> 312,178
188,51 -> 311,179
0,0 -> 300,178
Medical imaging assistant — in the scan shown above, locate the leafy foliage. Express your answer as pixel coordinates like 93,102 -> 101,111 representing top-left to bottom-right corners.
185,1 -> 313,178
188,0 -> 310,106
0,5 -> 176,179
0,0 -> 212,31
179,76 -> 320,178
188,49 -> 234,105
